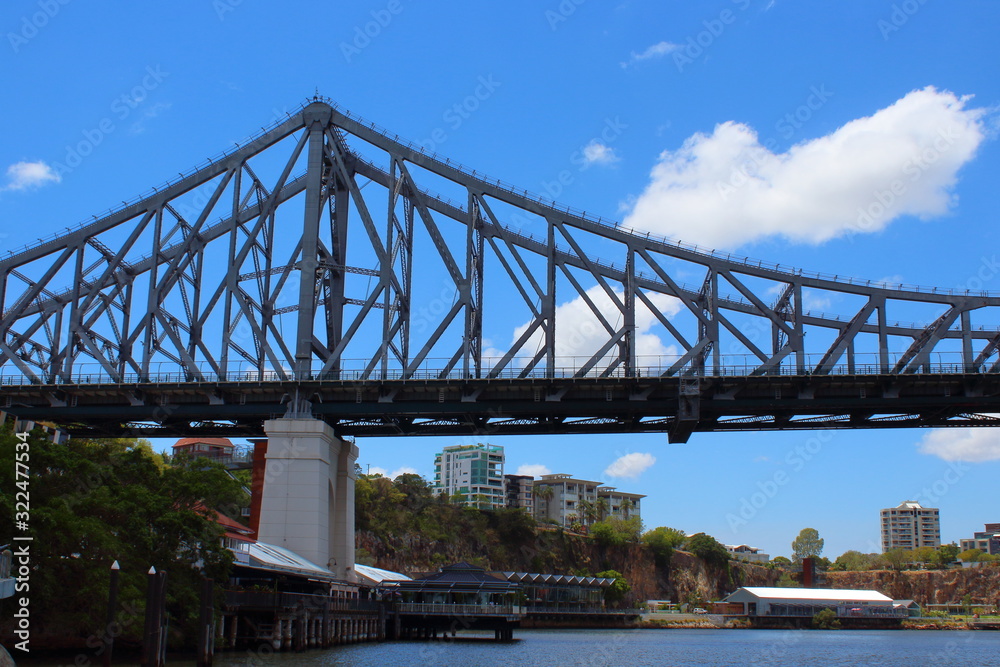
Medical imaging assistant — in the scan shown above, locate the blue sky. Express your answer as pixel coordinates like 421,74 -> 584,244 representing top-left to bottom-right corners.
2,0 -> 999,560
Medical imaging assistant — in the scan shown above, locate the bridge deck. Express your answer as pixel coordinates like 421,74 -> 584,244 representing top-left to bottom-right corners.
2,371 -> 997,439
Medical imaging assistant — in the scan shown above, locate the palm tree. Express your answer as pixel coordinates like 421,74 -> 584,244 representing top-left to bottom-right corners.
595,497 -> 609,521
620,498 -> 634,520
578,499 -> 598,527
534,485 -> 554,519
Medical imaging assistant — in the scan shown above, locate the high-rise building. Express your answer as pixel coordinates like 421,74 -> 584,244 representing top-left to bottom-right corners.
880,500 -> 940,552
432,444 -> 505,509
504,474 -> 535,513
959,523 -> 1000,555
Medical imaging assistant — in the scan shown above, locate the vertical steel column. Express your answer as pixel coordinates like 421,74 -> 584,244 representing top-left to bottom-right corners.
464,191 -> 483,379
624,247 -> 636,377
294,106 -> 331,380
961,310 -> 973,372
328,164 -> 350,377
793,283 -> 805,374
545,216 -> 556,378
878,300 -> 889,374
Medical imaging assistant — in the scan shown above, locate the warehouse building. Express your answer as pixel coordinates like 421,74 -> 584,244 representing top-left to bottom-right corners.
724,587 -> 907,621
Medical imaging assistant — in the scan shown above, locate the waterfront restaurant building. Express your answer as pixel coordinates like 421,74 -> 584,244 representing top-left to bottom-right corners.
724,587 -> 905,620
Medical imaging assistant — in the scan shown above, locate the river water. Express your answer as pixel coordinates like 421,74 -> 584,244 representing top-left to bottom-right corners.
204,628 -> 995,666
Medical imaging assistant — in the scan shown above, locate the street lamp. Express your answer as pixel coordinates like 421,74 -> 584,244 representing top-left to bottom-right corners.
103,560 -> 120,667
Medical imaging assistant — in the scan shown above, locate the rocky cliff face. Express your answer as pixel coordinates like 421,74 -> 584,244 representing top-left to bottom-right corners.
826,568 -> 1000,606
356,529 -> 777,603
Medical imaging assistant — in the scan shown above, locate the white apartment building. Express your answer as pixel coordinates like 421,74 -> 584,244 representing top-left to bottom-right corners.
533,474 -> 602,527
726,544 -> 771,563
432,444 -> 505,509
596,487 -> 644,520
880,500 -> 941,552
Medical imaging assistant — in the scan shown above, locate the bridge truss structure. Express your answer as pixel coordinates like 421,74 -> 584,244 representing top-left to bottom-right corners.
2,98 -> 999,440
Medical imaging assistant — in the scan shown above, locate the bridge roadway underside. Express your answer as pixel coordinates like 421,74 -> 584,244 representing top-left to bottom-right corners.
2,373 -> 999,441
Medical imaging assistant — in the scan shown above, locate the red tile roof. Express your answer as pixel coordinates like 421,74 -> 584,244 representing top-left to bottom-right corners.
173,437 -> 234,449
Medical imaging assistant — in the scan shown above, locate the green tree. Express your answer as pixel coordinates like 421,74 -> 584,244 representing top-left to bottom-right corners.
911,546 -> 937,567
534,484 -> 554,517
0,428 -> 244,648
812,608 -> 840,629
777,571 -> 798,587
596,569 -> 631,607
772,556 -> 792,566
685,533 -> 730,568
620,498 -> 635,520
791,527 -> 824,562
643,526 -> 687,566
879,548 -> 909,571
959,548 -> 986,563
935,543 -> 960,567
832,550 -> 879,571
590,516 -> 643,547
578,499 -> 599,526
594,497 -> 609,521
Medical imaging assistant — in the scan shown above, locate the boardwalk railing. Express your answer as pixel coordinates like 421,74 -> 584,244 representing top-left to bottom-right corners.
224,590 -> 379,613
395,603 -> 520,616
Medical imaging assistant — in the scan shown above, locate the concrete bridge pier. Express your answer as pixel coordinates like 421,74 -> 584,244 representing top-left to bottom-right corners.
256,417 -> 359,582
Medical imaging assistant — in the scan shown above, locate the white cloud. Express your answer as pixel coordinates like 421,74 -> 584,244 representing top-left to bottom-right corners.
801,289 -> 832,312
582,140 -> 620,167
604,452 -> 656,479
516,463 -> 551,477
918,428 -> 1000,462
367,465 -> 419,479
505,286 -> 681,368
621,41 -> 682,68
622,87 -> 989,249
3,161 -> 61,191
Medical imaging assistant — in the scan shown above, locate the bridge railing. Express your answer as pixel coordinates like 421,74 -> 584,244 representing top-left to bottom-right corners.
0,352 -> 992,386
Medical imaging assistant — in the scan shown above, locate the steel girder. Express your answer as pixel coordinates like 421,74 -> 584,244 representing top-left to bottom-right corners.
2,98 -> 1000,438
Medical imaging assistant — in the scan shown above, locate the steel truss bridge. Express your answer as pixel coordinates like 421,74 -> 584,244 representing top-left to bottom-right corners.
2,98 -> 1000,441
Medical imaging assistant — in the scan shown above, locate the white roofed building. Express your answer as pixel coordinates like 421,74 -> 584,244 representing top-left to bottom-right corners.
725,544 -> 770,563
724,587 -> 906,620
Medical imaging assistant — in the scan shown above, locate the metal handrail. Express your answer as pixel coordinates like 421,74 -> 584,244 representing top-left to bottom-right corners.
395,602 -> 520,616
1,351 -> 995,387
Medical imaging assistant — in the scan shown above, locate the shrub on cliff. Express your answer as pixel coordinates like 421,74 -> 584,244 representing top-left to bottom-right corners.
590,516 -> 642,547
643,526 -> 686,567
685,533 -> 730,569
